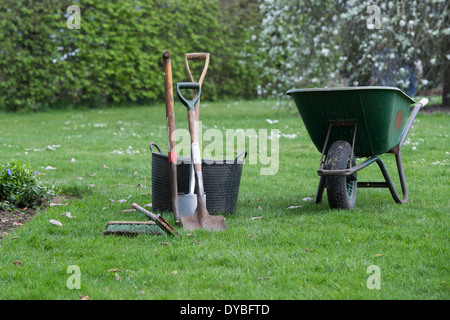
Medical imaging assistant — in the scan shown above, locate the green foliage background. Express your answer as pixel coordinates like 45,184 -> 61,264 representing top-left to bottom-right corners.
0,0 -> 261,111
1,0 -> 447,112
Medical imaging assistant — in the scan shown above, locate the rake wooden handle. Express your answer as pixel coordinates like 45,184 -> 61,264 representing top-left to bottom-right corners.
132,203 -> 180,237
163,50 -> 176,161
162,50 -> 179,226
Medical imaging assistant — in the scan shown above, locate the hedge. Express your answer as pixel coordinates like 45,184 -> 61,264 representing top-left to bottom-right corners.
0,0 -> 261,112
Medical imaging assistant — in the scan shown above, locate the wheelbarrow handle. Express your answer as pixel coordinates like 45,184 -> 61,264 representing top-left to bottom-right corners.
398,97 -> 429,148
176,82 -> 201,111
418,98 -> 429,107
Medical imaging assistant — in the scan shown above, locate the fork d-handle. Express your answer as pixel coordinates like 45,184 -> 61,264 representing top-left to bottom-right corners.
184,53 -> 210,85
176,82 -> 201,111
185,53 -> 210,122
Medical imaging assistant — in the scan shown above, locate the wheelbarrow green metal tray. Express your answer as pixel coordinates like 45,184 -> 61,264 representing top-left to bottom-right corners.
287,86 -> 415,156
287,86 -> 429,209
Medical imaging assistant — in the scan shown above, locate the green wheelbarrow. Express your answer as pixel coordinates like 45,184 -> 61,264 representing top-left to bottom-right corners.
286,86 -> 429,209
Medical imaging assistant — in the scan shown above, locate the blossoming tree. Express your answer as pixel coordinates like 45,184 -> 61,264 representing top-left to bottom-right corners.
254,0 -> 449,105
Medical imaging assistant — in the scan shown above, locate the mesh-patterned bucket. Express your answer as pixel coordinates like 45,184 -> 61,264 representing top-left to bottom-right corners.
150,142 -> 246,214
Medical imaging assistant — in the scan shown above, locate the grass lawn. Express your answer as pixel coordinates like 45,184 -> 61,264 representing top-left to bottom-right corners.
0,98 -> 448,300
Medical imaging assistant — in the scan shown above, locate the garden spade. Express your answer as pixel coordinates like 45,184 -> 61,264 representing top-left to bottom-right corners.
176,82 -> 227,231
177,52 -> 209,217
177,146 -> 206,216
177,148 -> 196,216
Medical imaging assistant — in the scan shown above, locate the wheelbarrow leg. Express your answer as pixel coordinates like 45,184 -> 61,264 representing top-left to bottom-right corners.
372,156 -> 404,204
395,152 -> 408,203
315,176 -> 326,204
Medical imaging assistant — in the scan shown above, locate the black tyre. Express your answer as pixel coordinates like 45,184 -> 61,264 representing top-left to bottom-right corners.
325,140 -> 357,209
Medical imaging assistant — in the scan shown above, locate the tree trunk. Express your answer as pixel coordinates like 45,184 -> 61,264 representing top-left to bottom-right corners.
442,35 -> 450,108
443,64 -> 450,107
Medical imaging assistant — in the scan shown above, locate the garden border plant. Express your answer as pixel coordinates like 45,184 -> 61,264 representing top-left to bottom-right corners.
0,159 -> 59,237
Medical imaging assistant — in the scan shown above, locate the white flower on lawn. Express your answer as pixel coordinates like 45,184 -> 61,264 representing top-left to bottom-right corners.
64,212 -> 73,218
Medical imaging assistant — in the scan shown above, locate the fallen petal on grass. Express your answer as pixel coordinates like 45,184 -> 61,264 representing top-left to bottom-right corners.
63,212 -> 73,218
49,219 -> 63,227
50,203 -> 68,206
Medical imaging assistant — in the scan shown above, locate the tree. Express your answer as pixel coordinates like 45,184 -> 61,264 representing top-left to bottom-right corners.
255,0 -> 450,106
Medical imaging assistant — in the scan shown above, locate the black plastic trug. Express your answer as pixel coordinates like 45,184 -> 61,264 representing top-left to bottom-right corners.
150,144 -> 246,215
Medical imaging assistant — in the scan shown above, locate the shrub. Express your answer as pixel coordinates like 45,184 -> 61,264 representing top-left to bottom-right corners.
0,0 -> 262,111
0,159 -> 59,210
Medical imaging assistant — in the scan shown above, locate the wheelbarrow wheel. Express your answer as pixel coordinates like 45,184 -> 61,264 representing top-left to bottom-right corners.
325,140 -> 357,209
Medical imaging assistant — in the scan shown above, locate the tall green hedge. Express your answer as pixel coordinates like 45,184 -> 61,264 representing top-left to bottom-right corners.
0,0 -> 261,112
